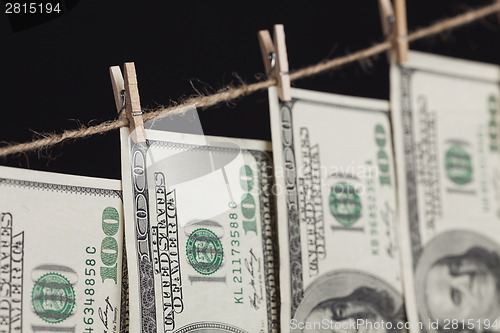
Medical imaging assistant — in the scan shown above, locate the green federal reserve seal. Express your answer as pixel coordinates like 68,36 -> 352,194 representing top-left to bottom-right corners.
445,144 -> 473,185
32,273 -> 75,323
329,181 -> 362,227
186,228 -> 224,275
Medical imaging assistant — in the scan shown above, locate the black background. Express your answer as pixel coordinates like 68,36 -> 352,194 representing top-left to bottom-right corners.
0,0 -> 498,180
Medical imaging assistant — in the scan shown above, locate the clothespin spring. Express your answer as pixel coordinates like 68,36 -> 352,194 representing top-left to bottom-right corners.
267,52 -> 276,76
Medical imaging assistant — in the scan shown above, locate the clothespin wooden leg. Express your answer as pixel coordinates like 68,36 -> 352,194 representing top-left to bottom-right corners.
258,24 -> 292,102
394,0 -> 408,64
124,63 -> 146,143
109,66 -> 125,114
258,30 -> 276,76
377,0 -> 395,61
273,25 -> 291,102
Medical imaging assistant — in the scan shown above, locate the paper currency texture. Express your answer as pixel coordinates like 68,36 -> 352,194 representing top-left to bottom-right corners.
268,87 -> 404,333
391,51 -> 500,333
120,124 -> 278,333
0,165 -> 124,333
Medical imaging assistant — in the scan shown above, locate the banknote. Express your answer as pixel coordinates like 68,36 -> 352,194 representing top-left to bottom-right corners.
0,165 -> 125,333
119,119 -> 279,333
268,87 -> 404,332
391,51 -> 500,333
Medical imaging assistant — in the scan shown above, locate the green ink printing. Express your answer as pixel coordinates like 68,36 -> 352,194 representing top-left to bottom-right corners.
31,272 -> 75,324
186,228 -> 224,275
445,144 -> 473,185
329,181 -> 362,227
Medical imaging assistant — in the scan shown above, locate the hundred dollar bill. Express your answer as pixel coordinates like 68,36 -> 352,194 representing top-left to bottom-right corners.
0,165 -> 125,333
391,51 -> 500,333
119,122 -> 278,332
268,87 -> 404,332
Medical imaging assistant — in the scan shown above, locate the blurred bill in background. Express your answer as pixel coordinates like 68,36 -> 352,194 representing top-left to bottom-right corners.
268,87 -> 404,333
391,51 -> 500,333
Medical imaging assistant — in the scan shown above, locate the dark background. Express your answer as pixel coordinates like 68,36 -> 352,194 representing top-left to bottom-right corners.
0,0 -> 498,180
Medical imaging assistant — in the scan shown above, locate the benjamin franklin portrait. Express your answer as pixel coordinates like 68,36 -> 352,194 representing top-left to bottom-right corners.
293,270 -> 405,333
415,230 -> 500,333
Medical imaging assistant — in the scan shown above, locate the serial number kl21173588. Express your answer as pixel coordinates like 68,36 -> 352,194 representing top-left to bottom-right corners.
5,2 -> 61,14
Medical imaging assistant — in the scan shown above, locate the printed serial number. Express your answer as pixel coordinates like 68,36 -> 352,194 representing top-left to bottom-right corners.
5,2 -> 61,14
83,247 -> 97,333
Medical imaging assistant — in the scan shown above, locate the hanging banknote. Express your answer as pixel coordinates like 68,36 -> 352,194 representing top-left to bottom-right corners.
391,51 -> 500,333
119,114 -> 279,333
268,87 -> 404,332
0,165 -> 125,333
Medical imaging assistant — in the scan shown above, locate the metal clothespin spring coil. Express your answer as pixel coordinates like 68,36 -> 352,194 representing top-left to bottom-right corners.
267,52 -> 276,76
119,89 -> 143,116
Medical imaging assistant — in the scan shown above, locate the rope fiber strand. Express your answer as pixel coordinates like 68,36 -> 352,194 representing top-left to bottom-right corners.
2,2 -> 500,158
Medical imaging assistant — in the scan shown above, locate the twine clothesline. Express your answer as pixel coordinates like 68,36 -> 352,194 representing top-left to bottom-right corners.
1,2 -> 500,158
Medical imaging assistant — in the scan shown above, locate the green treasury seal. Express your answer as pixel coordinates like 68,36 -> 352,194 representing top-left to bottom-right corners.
329,181 -> 362,227
32,272 -> 75,323
186,228 -> 224,275
445,144 -> 473,185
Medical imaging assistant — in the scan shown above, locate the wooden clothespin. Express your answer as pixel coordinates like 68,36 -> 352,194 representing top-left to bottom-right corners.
377,0 -> 408,64
258,24 -> 292,102
394,0 -> 409,64
109,63 -> 146,143
378,0 -> 395,61
109,66 -> 125,114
